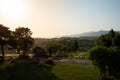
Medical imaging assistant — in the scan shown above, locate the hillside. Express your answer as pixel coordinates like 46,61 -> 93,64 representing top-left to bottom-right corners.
64,30 -> 120,37
65,30 -> 108,37
33,37 -> 96,51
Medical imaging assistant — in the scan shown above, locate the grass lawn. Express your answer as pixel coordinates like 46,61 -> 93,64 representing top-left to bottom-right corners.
52,62 -> 99,80
0,61 -> 99,80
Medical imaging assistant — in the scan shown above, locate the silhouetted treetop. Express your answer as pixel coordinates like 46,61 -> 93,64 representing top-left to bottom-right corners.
0,24 -> 11,38
96,29 -> 120,47
0,24 -> 11,63
14,27 -> 34,54
14,27 -> 32,38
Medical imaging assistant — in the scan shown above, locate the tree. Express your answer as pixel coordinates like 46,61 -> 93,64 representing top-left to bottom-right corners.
89,29 -> 120,80
112,32 -> 120,47
74,40 -> 79,52
47,44 -> 68,56
14,27 -> 34,55
47,44 -> 60,56
96,29 -> 119,47
32,46 -> 46,57
0,24 -> 11,62
7,31 -> 17,49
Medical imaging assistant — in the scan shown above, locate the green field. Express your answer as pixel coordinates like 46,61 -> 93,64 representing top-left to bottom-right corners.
0,61 -> 99,80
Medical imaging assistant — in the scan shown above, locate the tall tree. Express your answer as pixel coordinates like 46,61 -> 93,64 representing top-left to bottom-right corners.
89,29 -> 120,80
7,33 -> 17,49
74,40 -> 79,52
14,27 -> 34,55
0,24 -> 11,61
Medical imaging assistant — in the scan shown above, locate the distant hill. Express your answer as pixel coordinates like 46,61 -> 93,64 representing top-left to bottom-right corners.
33,37 -> 95,51
33,30 -> 119,50
66,30 -> 108,37
64,30 -> 120,37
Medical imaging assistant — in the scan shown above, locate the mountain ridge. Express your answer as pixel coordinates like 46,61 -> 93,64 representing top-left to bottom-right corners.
63,30 -> 120,37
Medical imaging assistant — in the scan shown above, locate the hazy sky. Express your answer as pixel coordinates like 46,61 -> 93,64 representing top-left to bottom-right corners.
0,0 -> 120,38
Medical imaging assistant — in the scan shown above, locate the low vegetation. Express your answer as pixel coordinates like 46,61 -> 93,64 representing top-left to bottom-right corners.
0,62 -> 99,80
89,29 -> 120,80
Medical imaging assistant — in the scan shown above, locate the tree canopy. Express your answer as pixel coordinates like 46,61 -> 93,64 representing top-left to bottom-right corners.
32,46 -> 46,57
96,29 -> 120,47
14,27 -> 34,54
89,29 -> 120,80
0,24 -> 11,62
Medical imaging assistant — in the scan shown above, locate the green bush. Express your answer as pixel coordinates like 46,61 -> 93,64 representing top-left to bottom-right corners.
32,46 -> 46,58
89,29 -> 120,80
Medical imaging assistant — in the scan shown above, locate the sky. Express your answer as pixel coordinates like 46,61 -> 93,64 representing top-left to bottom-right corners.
0,0 -> 120,38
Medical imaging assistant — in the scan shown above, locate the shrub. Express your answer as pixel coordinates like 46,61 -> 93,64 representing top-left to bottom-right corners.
89,29 -> 120,80
45,58 -> 54,65
32,46 -> 46,58
18,54 -> 30,59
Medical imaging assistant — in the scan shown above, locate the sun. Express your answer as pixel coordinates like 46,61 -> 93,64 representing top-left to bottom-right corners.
0,0 -> 28,23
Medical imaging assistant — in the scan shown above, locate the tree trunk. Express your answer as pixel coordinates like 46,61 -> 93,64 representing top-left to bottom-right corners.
1,43 -> 5,63
1,44 -> 4,57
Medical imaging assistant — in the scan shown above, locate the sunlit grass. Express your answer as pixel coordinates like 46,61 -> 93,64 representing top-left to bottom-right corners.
52,62 -> 99,80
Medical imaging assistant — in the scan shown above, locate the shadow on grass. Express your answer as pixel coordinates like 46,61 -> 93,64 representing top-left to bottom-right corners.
0,63 -> 61,80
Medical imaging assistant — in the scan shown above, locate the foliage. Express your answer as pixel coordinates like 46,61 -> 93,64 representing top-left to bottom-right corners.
7,33 -> 17,49
0,25 -> 34,62
32,46 -> 46,57
96,29 -> 120,48
47,44 -> 67,56
0,25 -> 11,39
14,27 -> 34,54
89,29 -> 120,80
33,37 -> 95,53
74,40 -> 79,51
0,24 -> 11,62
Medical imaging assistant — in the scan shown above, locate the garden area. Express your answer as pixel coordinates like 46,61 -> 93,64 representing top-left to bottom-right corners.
0,25 -> 120,80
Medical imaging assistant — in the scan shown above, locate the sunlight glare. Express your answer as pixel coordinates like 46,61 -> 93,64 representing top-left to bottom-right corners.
0,0 -> 28,23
